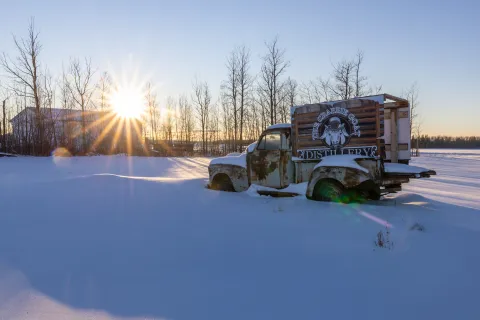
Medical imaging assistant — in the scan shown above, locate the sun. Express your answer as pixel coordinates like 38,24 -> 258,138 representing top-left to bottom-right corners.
110,86 -> 145,119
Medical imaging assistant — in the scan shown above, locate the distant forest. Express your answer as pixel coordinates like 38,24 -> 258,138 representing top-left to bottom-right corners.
412,135 -> 480,149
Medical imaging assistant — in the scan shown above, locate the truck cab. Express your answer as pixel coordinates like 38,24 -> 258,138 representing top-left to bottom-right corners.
246,124 -> 294,189
208,94 -> 435,202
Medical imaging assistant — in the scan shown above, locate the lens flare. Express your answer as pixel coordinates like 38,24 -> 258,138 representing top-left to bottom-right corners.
110,85 -> 145,119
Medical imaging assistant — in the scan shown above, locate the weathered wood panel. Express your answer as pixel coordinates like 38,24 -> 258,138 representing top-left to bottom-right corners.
292,99 -> 385,158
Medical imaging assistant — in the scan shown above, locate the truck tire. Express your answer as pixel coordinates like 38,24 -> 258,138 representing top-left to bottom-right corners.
210,174 -> 235,192
343,189 -> 369,203
352,180 -> 381,201
369,186 -> 381,200
312,179 -> 345,202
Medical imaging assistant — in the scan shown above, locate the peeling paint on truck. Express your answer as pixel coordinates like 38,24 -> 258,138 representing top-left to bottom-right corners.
208,164 -> 249,192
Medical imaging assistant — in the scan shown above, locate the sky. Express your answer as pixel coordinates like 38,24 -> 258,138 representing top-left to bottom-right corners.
0,0 -> 479,136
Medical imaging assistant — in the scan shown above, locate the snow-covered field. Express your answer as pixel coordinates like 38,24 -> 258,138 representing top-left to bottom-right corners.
0,151 -> 479,320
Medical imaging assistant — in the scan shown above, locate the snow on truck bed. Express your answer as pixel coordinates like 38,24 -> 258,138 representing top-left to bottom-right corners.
314,154 -> 370,173
0,153 -> 480,320
384,162 -> 432,174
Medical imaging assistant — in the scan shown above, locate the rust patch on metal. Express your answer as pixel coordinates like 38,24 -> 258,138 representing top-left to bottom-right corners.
280,150 -> 290,187
250,151 -> 278,181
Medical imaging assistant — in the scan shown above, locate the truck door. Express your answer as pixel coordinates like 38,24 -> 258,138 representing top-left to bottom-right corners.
249,131 -> 290,188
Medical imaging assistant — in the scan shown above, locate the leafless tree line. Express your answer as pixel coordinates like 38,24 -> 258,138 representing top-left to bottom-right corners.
298,50 -> 383,104
1,19 -> 423,157
0,19 -> 103,155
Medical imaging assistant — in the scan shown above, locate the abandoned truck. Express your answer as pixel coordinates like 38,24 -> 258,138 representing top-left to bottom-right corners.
208,94 -> 436,202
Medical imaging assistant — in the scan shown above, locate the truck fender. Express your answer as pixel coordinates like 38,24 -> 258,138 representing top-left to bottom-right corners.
208,164 -> 249,192
306,166 -> 372,198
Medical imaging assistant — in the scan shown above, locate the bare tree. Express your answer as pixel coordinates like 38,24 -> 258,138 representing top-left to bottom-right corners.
220,93 -> 233,152
0,18 -> 45,154
163,96 -> 175,143
145,83 -> 159,142
353,50 -> 368,97
254,85 -> 270,131
259,37 -> 290,124
245,93 -> 261,142
42,71 -> 57,149
276,77 -> 298,124
404,82 -> 420,139
237,46 -> 253,150
258,37 -> 290,125
221,49 -> 239,150
0,85 -> 8,153
178,94 -> 194,143
284,77 -> 298,108
330,59 -> 356,100
192,79 -> 211,154
300,77 -> 330,104
96,71 -> 112,111
208,102 -> 220,155
68,57 -> 95,154
299,81 -> 315,104
57,66 -> 75,149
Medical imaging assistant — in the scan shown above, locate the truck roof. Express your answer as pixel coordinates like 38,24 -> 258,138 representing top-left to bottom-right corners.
266,123 -> 291,130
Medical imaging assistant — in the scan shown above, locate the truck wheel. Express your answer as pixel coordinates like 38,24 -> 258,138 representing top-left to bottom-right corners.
211,174 -> 235,192
312,179 -> 345,202
369,186 -> 381,200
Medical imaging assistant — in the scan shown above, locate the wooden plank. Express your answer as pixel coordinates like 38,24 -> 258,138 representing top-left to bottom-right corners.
297,137 -> 377,148
297,127 -> 378,137
384,102 -> 408,109
390,109 -> 398,162
398,111 -> 408,119
293,100 -> 379,115
384,94 -> 408,103
294,121 -> 299,157
384,111 -> 391,120
385,143 -> 409,151
295,111 -> 378,125
294,103 -> 378,117
358,117 -> 377,124
349,137 -> 378,143
297,128 -> 378,136
294,106 -> 378,117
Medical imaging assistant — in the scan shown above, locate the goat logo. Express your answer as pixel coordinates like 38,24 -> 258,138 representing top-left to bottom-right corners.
312,107 -> 361,149
319,117 -> 350,148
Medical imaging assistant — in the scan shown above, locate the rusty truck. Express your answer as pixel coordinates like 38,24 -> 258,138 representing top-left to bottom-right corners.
208,94 -> 435,202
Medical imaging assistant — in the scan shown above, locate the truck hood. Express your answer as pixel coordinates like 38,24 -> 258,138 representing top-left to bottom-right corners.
209,153 -> 247,169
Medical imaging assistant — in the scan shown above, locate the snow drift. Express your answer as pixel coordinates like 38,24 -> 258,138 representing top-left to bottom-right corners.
0,154 -> 479,320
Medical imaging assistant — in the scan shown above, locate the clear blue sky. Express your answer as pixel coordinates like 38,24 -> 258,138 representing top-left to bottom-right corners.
1,0 -> 478,136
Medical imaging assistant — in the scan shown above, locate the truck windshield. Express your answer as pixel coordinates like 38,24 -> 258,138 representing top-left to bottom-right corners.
257,133 -> 281,150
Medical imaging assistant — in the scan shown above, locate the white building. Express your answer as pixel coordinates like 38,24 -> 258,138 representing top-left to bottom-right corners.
10,107 -> 143,155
